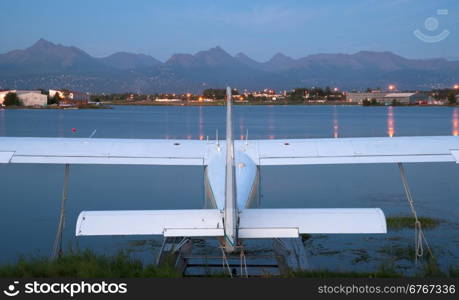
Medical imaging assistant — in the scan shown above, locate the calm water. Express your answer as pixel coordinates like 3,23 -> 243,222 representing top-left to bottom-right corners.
1,105 -> 458,274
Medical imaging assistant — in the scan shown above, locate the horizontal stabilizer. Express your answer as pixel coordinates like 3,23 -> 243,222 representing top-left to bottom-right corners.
451,150 -> 459,163
76,209 -> 224,237
0,152 -> 14,163
238,208 -> 386,238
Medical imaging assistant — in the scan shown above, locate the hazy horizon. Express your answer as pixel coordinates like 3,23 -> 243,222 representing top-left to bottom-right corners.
0,0 -> 457,61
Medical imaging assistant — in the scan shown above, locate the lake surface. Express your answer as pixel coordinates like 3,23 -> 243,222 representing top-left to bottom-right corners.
1,105 -> 458,274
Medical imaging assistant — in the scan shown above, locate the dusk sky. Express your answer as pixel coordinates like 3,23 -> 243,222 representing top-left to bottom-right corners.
0,0 -> 458,61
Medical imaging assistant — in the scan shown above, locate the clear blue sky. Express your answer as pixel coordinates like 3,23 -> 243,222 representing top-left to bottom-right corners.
0,0 -> 458,61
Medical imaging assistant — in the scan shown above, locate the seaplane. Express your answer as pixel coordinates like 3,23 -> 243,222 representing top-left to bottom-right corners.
1,87 -> 459,260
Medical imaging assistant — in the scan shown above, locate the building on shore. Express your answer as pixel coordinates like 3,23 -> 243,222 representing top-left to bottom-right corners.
0,90 -> 47,106
49,89 -> 73,100
155,98 -> 182,102
242,89 -> 285,101
50,89 -> 89,106
0,90 -> 10,104
346,91 -> 427,105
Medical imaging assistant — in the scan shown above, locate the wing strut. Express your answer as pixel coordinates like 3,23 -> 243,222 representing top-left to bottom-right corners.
52,163 -> 70,259
397,163 -> 433,261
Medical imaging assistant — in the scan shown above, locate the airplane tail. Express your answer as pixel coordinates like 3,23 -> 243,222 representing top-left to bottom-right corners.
75,87 -> 386,244
224,86 -> 238,252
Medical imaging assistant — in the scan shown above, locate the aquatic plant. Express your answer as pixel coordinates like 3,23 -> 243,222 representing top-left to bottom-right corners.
301,234 -> 312,241
386,216 -> 440,230
377,245 -> 418,261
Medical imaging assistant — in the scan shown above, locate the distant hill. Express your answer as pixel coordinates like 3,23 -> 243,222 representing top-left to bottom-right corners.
0,39 -> 109,75
98,52 -> 162,70
262,52 -> 296,71
0,39 -> 457,93
234,52 -> 261,69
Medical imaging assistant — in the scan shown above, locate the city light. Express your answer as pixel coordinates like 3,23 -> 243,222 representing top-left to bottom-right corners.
453,84 -> 459,90
388,84 -> 396,91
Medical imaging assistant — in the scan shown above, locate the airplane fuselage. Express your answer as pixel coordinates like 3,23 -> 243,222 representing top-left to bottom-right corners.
205,148 -> 259,211
204,143 -> 259,251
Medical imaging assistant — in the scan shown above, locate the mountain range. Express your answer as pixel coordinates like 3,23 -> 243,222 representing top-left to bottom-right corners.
0,39 -> 457,93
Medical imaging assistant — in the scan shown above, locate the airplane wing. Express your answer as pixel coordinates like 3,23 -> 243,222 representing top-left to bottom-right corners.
246,136 -> 459,165
0,137 -> 209,165
3,136 -> 459,166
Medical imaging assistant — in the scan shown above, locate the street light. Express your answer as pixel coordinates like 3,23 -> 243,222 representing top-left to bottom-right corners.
388,84 -> 396,91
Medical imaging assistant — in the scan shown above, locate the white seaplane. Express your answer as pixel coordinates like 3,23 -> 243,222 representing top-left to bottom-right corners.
1,87 -> 459,253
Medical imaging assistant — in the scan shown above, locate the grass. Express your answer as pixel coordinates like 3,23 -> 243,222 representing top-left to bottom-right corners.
292,260 -> 459,278
449,267 -> 459,277
386,216 -> 440,230
1,249 -> 458,278
419,257 -> 443,277
0,250 -> 181,278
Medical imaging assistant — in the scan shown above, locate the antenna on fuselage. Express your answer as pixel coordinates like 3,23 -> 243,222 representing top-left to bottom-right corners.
246,129 -> 249,146
89,129 -> 97,138
216,129 -> 220,151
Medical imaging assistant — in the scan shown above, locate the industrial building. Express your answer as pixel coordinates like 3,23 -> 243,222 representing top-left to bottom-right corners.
0,90 -> 10,104
0,90 -> 47,106
346,91 -> 427,105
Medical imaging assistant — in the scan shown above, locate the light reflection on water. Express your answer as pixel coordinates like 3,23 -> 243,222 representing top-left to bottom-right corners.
452,108 -> 458,137
333,107 -> 339,138
0,105 -> 459,274
198,106 -> 204,140
387,106 -> 395,137
0,109 -> 4,136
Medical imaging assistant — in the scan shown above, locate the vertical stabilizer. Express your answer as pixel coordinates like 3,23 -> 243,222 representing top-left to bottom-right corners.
224,87 -> 238,252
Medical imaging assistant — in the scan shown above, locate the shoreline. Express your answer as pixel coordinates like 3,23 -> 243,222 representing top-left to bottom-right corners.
1,102 -> 457,109
107,101 -> 457,107
1,104 -> 112,110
